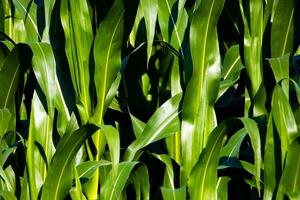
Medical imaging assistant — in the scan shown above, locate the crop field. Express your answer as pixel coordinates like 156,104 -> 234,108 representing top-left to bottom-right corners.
0,0 -> 300,199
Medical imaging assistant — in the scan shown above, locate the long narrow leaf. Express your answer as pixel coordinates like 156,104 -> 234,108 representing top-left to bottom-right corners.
41,124 -> 99,200
181,0 -> 224,179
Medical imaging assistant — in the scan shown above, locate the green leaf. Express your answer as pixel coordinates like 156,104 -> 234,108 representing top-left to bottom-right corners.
268,54 -> 290,97
217,177 -> 230,200
157,0 -> 175,42
42,0 -> 55,41
92,0 -> 124,125
69,167 -> 87,200
100,161 -> 138,200
130,114 -> 146,138
129,3 -> 144,47
271,0 -> 295,57
12,0 -> 40,41
0,190 -> 17,200
240,117 -> 262,194
29,42 -> 70,133
0,109 -> 11,138
26,91 -> 54,200
152,153 -> 175,189
219,45 -> 244,98
189,117 -> 262,199
220,128 -> 247,159
188,119 -> 239,200
276,138 -> 300,200
272,84 -> 298,165
140,0 -> 158,64
268,55 -> 290,83
128,165 -> 150,200
101,125 -> 120,177
76,160 -> 111,181
29,44 -> 54,111
41,124 -> 99,200
239,0 -> 266,117
181,0 -> 224,179
103,73 -> 122,114
60,0 -> 93,123
161,187 -> 186,200
295,46 -> 300,56
124,93 -> 182,161
0,45 -> 20,109
263,114 -> 279,200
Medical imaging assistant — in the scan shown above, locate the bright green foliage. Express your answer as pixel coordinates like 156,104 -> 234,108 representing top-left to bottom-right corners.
0,0 -> 300,199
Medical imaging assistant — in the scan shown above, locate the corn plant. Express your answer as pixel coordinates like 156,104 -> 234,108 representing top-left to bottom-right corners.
0,0 -> 300,199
